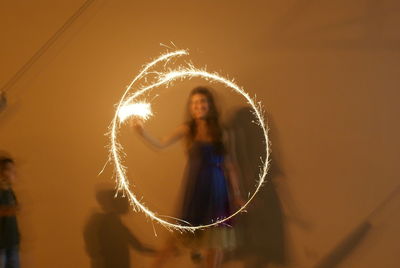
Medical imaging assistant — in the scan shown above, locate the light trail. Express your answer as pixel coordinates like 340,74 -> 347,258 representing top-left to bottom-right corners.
108,49 -> 270,232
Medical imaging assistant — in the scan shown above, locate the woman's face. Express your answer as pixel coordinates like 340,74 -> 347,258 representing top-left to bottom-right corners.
190,93 -> 210,119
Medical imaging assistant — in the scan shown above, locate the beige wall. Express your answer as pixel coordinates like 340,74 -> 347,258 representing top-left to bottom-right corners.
0,0 -> 399,267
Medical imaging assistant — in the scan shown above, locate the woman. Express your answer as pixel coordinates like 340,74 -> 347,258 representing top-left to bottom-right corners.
133,86 -> 243,268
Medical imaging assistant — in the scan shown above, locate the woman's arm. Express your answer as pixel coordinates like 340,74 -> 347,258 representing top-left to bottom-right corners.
224,155 -> 243,200
133,120 -> 188,150
223,130 -> 245,207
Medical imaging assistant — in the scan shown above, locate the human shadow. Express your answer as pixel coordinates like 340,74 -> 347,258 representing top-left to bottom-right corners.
226,107 -> 312,267
225,107 -> 289,267
83,187 -> 154,268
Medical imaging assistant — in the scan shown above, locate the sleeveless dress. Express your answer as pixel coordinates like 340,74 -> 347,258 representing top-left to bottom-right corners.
178,141 -> 235,250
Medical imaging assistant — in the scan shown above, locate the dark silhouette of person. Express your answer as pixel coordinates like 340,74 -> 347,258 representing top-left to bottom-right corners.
226,107 -> 289,267
83,187 -> 154,268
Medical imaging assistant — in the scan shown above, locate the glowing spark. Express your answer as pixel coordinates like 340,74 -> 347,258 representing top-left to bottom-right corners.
108,49 -> 270,232
118,102 -> 152,122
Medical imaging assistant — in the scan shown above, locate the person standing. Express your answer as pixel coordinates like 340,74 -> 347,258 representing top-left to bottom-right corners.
133,86 -> 243,268
0,157 -> 20,268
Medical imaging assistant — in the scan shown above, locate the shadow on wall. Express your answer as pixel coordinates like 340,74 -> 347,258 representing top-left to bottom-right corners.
314,185 -> 400,268
225,107 -> 290,268
83,186 -> 154,268
314,222 -> 372,268
227,107 -> 398,268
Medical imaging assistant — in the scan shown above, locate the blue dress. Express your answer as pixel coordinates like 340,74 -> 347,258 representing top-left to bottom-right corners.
180,141 -> 232,227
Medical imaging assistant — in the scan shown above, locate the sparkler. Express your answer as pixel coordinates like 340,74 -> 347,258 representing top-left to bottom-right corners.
118,102 -> 153,123
108,49 -> 270,232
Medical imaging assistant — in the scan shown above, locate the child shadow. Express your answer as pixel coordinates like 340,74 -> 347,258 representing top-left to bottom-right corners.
83,187 -> 154,268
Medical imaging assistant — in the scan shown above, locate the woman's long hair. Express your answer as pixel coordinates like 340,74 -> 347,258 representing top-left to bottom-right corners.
185,86 -> 226,155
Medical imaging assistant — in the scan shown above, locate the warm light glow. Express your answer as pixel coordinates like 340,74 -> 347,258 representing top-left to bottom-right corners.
118,102 -> 152,122
107,49 -> 270,232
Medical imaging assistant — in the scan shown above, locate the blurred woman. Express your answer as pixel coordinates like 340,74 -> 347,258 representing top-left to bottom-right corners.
133,86 -> 243,268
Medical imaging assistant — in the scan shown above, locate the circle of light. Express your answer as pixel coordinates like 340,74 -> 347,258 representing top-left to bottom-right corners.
109,50 -> 270,232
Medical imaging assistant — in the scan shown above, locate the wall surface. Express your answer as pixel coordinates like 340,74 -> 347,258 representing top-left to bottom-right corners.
0,0 -> 399,267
